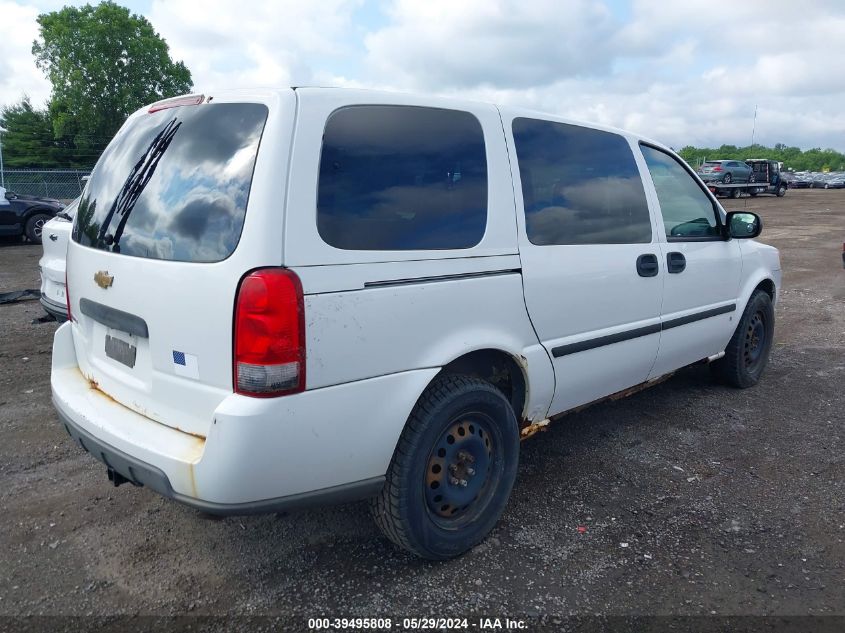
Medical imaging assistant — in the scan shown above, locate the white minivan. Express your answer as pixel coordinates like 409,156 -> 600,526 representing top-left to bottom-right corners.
51,88 -> 781,559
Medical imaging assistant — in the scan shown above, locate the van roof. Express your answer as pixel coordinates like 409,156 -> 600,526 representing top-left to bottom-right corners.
142,86 -> 675,157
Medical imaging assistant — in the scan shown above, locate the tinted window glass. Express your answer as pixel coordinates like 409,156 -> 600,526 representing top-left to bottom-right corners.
317,105 -> 487,250
640,144 -> 721,240
512,118 -> 651,245
74,103 -> 268,262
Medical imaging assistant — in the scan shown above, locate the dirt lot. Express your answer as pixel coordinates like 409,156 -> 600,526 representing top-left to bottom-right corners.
1,190 -> 843,628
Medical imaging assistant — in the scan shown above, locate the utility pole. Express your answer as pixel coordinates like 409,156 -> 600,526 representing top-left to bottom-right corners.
750,105 -> 758,149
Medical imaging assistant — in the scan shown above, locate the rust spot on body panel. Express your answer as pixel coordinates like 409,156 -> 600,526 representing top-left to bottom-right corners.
519,371 -> 676,440
79,369 -> 207,450
520,418 -> 549,440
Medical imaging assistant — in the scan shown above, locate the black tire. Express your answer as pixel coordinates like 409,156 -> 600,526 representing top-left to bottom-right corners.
749,190 -> 758,197
723,173 -> 733,184
370,374 -> 519,560
730,187 -> 741,198
25,213 -> 51,244
711,290 -> 774,388
777,184 -> 786,197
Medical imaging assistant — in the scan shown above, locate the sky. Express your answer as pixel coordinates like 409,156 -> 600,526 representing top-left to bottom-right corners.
1,0 -> 844,152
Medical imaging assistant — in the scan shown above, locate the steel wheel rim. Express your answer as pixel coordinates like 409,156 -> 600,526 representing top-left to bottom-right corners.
744,311 -> 766,367
424,412 -> 497,528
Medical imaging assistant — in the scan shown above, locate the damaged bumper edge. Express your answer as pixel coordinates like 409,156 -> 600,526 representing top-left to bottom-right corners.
54,403 -> 383,515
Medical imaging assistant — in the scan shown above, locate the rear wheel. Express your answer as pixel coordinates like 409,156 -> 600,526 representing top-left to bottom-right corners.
370,374 -> 519,559
730,187 -> 742,198
711,290 -> 774,388
723,173 -> 733,184
25,213 -> 51,244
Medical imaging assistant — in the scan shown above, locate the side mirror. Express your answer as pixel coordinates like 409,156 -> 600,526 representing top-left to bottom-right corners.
726,211 -> 762,239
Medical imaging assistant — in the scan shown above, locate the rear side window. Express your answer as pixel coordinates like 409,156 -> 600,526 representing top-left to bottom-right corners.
512,118 -> 652,245
74,103 -> 268,262
317,105 -> 488,250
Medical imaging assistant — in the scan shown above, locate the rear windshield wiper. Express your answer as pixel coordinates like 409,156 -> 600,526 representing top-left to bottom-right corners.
96,117 -> 182,251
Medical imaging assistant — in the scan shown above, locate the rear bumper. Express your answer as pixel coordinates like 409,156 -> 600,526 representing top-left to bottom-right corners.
40,294 -> 67,322
51,322 -> 437,512
54,404 -> 383,514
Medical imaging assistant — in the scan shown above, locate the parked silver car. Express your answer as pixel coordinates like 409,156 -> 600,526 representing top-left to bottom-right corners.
698,160 -> 755,184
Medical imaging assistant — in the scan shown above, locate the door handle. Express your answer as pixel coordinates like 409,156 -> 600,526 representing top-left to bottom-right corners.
667,251 -> 686,274
636,253 -> 659,277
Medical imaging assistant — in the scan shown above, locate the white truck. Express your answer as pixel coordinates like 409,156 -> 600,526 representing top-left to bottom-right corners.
51,88 -> 782,559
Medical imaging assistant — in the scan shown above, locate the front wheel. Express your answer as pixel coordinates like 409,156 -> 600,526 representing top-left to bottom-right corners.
777,184 -> 787,197
711,290 -> 774,388
25,213 -> 51,244
371,374 -> 519,559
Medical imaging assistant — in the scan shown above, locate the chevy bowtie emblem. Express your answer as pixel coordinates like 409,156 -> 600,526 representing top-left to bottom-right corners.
94,270 -> 114,289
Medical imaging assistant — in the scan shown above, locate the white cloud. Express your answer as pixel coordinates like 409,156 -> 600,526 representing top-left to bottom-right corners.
354,0 -> 845,151
2,0 -> 845,152
0,1 -> 51,107
364,0 -> 618,89
148,0 -> 362,92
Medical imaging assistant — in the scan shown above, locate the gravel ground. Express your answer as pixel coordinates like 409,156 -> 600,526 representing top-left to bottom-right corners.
0,189 -> 843,630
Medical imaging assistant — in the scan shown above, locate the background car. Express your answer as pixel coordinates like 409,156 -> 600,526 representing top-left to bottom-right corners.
787,173 -> 813,188
0,188 -> 66,244
810,173 -> 830,188
38,197 -> 77,321
819,174 -> 845,189
697,160 -> 755,184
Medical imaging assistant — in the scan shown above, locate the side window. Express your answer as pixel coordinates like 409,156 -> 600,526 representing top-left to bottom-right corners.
511,118 -> 651,245
640,144 -> 721,240
317,105 -> 487,250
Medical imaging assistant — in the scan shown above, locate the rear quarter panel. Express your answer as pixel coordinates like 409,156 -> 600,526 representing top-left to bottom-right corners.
285,89 -> 555,422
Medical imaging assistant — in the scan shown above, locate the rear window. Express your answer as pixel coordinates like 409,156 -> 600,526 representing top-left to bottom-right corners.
73,102 -> 268,262
317,105 -> 488,250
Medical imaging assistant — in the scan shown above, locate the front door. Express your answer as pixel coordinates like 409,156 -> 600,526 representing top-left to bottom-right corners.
638,144 -> 743,379
504,115 -> 665,417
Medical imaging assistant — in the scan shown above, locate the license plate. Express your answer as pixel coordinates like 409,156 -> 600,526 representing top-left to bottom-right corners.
105,335 -> 137,368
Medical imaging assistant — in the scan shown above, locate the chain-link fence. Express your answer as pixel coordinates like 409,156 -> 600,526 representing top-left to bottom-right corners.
1,169 -> 92,202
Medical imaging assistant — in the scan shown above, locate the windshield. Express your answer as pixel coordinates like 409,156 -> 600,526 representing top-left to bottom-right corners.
73,102 -> 268,263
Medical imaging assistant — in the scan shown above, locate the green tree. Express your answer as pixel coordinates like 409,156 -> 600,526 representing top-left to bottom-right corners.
0,97 -> 110,168
0,97 -> 65,168
32,1 -> 192,149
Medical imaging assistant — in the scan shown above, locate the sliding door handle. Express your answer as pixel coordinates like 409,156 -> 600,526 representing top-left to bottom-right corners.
636,253 -> 659,277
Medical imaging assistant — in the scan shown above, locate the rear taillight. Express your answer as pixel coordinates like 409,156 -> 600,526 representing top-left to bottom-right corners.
65,271 -> 72,321
712,166 -> 723,172
234,268 -> 305,397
